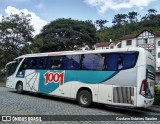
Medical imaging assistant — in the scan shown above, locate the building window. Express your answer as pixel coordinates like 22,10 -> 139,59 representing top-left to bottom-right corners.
110,46 -> 113,49
158,41 -> 160,46
158,53 -> 160,58
144,38 -> 148,44
126,40 -> 132,46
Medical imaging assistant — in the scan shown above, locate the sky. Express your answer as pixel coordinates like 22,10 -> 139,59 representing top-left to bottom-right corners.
0,0 -> 160,36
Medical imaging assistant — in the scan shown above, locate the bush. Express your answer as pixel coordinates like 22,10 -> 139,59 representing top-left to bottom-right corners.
0,75 -> 6,84
154,85 -> 160,105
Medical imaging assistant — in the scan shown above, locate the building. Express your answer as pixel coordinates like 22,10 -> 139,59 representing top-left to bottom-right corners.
120,29 -> 160,83
95,42 -> 111,50
109,41 -> 121,49
95,41 -> 121,50
74,44 -> 89,50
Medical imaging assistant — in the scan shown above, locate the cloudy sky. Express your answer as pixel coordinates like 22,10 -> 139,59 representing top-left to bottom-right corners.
0,0 -> 159,36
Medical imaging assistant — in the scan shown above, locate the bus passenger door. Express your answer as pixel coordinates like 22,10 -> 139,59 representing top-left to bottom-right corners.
98,84 -> 113,104
6,61 -> 17,88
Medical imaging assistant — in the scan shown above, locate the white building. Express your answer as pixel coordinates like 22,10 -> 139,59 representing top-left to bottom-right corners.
74,44 -> 89,50
109,41 -> 121,49
120,29 -> 160,83
95,41 -> 121,50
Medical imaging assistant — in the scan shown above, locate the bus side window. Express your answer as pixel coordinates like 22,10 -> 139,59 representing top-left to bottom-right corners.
28,58 -> 36,69
17,58 -> 28,77
19,59 -> 28,71
121,53 -> 138,69
106,53 -> 119,71
35,57 -> 47,69
104,54 -> 108,70
106,52 -> 138,71
48,56 -> 64,70
118,56 -> 123,69
63,55 -> 81,70
82,54 -> 104,70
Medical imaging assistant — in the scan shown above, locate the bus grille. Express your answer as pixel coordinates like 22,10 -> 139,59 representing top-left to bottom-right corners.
113,87 -> 134,104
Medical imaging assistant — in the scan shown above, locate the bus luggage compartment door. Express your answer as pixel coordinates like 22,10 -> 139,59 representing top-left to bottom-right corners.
98,84 -> 112,104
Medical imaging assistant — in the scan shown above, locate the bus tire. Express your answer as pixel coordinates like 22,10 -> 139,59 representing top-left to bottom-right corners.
77,90 -> 92,107
16,82 -> 23,94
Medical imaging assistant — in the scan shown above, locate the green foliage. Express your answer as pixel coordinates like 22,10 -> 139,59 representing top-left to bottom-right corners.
112,14 -> 127,25
95,19 -> 108,31
154,86 -> 160,105
128,11 -> 138,23
0,13 -> 34,51
0,75 -> 6,85
142,9 -> 157,20
97,10 -> 160,42
39,18 -> 97,52
0,13 -> 34,66
20,36 -> 44,54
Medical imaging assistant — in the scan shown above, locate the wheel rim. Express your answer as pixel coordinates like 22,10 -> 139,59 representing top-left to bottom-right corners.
80,94 -> 89,104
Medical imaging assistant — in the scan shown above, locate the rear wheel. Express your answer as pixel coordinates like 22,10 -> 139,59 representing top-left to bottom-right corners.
16,82 -> 23,94
77,90 -> 92,107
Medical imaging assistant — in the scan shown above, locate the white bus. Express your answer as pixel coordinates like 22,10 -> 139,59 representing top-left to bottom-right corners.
5,47 -> 155,108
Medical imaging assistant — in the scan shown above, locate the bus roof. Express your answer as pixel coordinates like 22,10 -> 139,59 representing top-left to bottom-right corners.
15,47 -> 146,59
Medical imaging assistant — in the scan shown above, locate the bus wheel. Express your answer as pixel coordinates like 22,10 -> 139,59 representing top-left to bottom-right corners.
16,82 -> 23,94
77,90 -> 92,107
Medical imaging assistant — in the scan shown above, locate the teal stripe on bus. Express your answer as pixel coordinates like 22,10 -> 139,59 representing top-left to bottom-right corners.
36,70 -> 119,94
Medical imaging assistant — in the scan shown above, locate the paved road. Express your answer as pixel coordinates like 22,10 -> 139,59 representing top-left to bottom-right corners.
0,87 -> 160,123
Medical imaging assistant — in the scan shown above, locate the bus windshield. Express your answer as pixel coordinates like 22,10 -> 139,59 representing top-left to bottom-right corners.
6,58 -> 22,77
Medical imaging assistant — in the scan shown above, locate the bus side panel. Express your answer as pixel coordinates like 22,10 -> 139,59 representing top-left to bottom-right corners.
6,75 -> 14,88
98,84 -> 112,104
24,70 -> 39,92
98,68 -> 137,107
54,81 -> 72,97
136,65 -> 146,107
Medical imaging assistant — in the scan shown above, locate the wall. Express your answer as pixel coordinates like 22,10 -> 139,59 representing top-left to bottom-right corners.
121,38 -> 137,48
156,37 -> 160,70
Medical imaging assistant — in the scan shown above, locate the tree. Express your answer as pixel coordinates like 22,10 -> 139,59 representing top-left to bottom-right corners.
21,35 -> 44,54
112,14 -> 127,25
0,12 -> 34,66
148,9 -> 157,19
0,13 -> 34,52
148,9 -> 157,15
141,9 -> 157,21
39,18 -> 97,52
128,11 -> 138,23
95,19 -> 108,31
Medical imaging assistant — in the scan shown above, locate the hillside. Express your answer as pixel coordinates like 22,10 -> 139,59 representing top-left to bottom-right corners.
97,14 -> 160,42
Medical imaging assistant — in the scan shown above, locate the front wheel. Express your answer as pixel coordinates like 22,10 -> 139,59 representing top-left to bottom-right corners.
77,90 -> 92,107
16,82 -> 23,94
